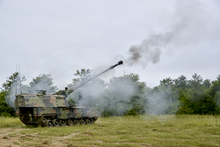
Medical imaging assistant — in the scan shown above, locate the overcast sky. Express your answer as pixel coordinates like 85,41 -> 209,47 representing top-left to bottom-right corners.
0,0 -> 220,90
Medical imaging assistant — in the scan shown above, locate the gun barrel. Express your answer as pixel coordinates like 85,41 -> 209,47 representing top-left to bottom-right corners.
70,60 -> 123,92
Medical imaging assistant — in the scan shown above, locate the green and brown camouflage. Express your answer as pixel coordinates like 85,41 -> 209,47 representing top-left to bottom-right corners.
14,60 -> 123,127
14,91 -> 100,127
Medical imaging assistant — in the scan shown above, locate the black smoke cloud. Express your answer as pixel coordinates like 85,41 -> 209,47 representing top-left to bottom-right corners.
125,1 -> 210,68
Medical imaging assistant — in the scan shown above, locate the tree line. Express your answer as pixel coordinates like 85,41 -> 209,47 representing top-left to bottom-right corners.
0,70 -> 220,117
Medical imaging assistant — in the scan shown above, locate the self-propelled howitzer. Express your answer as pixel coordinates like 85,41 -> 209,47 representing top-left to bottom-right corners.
14,60 -> 123,127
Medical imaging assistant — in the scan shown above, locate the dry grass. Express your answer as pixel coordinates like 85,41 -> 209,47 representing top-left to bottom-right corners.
0,115 -> 220,147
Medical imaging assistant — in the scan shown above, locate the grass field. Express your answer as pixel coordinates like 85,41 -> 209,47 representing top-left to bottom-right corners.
0,115 -> 220,147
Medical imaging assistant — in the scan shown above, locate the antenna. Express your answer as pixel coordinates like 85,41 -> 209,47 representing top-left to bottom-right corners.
15,64 -> 18,95
18,63 -> 22,94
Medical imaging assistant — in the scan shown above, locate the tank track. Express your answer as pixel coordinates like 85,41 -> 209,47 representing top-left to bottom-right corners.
39,115 -> 98,127
20,114 -> 98,127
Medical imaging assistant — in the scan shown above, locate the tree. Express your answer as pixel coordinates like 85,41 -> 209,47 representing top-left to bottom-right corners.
2,72 -> 26,105
209,76 -> 220,97
217,75 -> 220,82
188,73 -> 203,90
72,69 -> 93,84
177,73 -> 217,114
0,72 -> 24,116
69,71 -> 148,116
187,73 -> 205,102
208,76 -> 220,114
68,69 -> 106,106
160,77 -> 173,87
214,91 -> 220,114
147,82 -> 180,115
104,73 -> 147,116
203,79 -> 211,89
2,72 -> 26,93
174,75 -> 188,89
29,74 -> 58,94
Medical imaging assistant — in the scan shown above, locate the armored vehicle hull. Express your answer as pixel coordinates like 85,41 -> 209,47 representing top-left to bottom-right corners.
15,93 -> 100,127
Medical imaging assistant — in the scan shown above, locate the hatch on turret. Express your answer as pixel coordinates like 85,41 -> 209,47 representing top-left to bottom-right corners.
36,90 -> 47,96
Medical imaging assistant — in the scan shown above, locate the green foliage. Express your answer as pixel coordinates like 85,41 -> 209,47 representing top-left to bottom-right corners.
29,74 -> 58,94
68,69 -> 220,116
214,91 -> 220,113
0,91 -> 12,117
0,72 -> 59,117
146,85 -> 179,115
101,73 -> 147,116
1,70 -> 220,117
68,69 -> 106,104
0,72 -> 22,116
160,77 -> 173,87
174,75 -> 188,89
73,69 -> 92,83
177,74 -> 219,115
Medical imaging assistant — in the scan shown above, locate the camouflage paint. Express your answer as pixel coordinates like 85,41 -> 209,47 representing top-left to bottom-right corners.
14,93 -> 100,126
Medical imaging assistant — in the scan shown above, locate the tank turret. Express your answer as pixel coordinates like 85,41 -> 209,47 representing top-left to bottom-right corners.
14,60 -> 123,127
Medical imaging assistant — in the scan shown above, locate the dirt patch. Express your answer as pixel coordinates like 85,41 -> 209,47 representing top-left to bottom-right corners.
0,128 -> 32,147
62,132 -> 81,139
0,128 -> 81,147
0,128 -> 28,137
0,129 -> 23,147
48,132 -> 81,147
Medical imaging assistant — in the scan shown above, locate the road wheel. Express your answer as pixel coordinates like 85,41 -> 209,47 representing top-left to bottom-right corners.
46,120 -> 53,128
42,116 -> 47,123
60,119 -> 67,126
74,119 -> 79,125
85,118 -> 91,124
21,114 -> 30,123
90,118 -> 95,124
80,118 -> 86,125
53,119 -> 60,127
68,119 -> 74,126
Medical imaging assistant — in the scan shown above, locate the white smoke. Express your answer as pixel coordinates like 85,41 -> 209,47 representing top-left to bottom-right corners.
68,74 -> 180,116
67,74 -> 136,115
27,75 -> 58,94
6,73 -> 25,107
7,73 -> 58,108
145,86 -> 180,115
